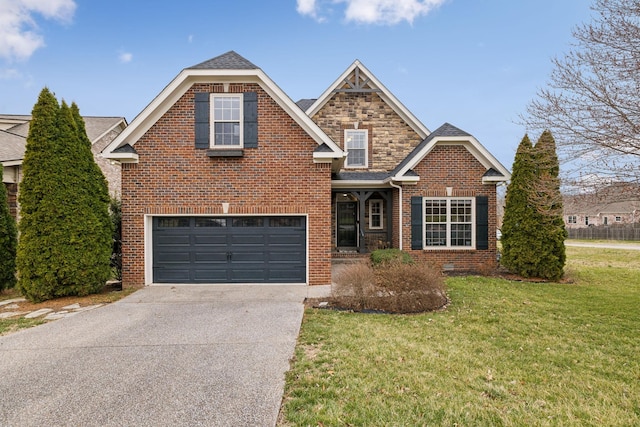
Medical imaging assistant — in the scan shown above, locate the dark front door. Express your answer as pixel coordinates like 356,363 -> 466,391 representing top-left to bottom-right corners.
337,202 -> 358,247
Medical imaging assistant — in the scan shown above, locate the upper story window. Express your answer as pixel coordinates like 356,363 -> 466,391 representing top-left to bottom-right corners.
211,94 -> 243,147
344,129 -> 368,168
424,198 -> 474,248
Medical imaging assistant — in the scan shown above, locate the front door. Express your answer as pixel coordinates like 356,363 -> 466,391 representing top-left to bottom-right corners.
337,202 -> 358,247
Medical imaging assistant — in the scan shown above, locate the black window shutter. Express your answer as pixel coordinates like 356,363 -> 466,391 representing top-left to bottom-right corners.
194,93 -> 210,149
243,92 -> 258,148
411,196 -> 423,250
476,196 -> 489,250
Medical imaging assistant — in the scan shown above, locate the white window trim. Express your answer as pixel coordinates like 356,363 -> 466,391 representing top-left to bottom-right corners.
423,197 -> 475,250
210,93 -> 244,148
369,199 -> 383,230
344,129 -> 368,168
567,215 -> 577,224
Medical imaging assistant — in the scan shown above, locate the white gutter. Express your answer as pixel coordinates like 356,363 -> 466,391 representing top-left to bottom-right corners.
389,180 -> 403,250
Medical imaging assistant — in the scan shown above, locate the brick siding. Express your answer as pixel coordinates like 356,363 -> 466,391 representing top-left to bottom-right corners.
402,145 -> 498,273
121,82 -> 333,286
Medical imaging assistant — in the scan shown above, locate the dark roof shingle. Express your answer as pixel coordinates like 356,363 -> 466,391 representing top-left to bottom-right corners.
188,51 -> 258,70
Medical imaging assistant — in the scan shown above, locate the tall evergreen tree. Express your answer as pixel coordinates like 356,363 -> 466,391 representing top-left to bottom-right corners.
17,89 -> 112,302
16,88 -> 61,301
501,134 -> 542,277
501,132 -> 567,281
531,130 -> 567,280
0,172 -> 18,291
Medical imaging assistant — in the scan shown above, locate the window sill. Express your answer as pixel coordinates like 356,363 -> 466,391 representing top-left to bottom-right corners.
207,149 -> 244,157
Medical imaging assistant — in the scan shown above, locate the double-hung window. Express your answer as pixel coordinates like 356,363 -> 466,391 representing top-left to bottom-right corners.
344,129 -> 368,168
369,199 -> 383,229
211,94 -> 243,147
424,198 -> 474,248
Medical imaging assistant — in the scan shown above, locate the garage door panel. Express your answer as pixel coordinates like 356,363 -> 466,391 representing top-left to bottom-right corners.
268,252 -> 305,262
229,268 -> 268,282
153,268 -> 191,282
153,216 -> 306,284
231,252 -> 266,263
193,252 -> 228,263
269,267 -> 305,281
268,234 -> 305,245
155,235 -> 191,246
155,252 -> 191,263
192,234 -> 228,246
193,269 -> 228,282
229,235 -> 267,246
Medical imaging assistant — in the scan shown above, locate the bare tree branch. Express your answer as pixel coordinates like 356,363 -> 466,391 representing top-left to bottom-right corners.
521,0 -> 640,189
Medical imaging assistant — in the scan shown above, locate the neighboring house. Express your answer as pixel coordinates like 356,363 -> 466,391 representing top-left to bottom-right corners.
0,114 -> 127,218
564,190 -> 640,228
103,51 -> 510,287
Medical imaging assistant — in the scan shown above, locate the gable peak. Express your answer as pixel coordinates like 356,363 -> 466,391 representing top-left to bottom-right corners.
187,51 -> 259,70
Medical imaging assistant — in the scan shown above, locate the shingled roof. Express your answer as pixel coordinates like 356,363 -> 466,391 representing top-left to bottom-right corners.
188,51 -> 259,70
0,116 -> 126,163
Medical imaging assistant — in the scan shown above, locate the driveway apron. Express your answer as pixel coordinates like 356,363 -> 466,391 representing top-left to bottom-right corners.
0,285 -> 310,427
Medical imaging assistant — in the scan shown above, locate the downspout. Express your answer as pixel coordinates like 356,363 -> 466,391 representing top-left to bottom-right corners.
389,180 -> 403,250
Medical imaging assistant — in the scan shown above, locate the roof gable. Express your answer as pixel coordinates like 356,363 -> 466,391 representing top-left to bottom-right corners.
188,51 -> 258,70
392,122 -> 511,184
104,51 -> 343,163
305,60 -> 430,139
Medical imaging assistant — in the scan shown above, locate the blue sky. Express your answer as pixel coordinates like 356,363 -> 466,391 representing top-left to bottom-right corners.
0,0 -> 594,168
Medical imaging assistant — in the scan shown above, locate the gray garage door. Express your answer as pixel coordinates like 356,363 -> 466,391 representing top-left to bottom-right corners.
152,216 -> 306,284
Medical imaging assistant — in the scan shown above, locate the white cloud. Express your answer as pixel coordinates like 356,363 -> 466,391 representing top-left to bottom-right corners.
297,0 -> 445,25
296,0 -> 327,23
118,51 -> 133,63
188,34 -> 194,43
0,68 -> 20,79
0,0 -> 76,61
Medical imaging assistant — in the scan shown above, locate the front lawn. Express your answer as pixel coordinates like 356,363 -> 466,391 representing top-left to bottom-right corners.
279,247 -> 640,426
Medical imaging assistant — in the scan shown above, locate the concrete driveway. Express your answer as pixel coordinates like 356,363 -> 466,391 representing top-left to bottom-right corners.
0,285 -> 327,427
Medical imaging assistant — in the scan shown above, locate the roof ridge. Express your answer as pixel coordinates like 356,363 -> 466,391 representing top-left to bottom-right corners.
187,51 -> 259,70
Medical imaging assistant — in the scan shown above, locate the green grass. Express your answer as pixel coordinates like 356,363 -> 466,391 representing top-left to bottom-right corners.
0,318 -> 45,336
280,247 -> 640,426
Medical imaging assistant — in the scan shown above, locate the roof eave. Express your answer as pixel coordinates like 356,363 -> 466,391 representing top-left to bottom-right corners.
104,152 -> 139,163
395,136 -> 511,181
482,176 -> 509,184
1,160 -> 22,167
332,179 -> 390,189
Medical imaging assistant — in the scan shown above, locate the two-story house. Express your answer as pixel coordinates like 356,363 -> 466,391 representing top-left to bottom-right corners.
104,51 -> 510,287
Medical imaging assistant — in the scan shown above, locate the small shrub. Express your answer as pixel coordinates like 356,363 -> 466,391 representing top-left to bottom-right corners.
333,262 -> 376,296
370,249 -> 414,266
330,260 -> 447,313
374,262 -> 447,312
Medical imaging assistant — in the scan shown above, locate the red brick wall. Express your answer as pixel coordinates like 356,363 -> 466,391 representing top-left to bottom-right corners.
121,82 -> 333,286
401,145 -> 498,273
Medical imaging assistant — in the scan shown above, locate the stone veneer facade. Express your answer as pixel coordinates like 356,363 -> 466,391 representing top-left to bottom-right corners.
312,92 -> 423,171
